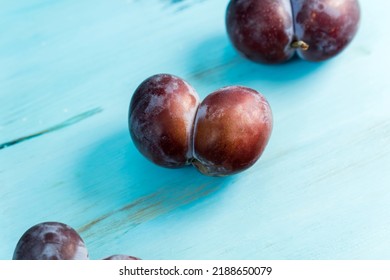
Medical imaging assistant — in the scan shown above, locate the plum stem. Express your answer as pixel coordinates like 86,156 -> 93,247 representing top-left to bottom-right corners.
291,40 -> 309,51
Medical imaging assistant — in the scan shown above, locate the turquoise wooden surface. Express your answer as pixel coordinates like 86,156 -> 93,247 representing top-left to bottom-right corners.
1,0 -> 390,260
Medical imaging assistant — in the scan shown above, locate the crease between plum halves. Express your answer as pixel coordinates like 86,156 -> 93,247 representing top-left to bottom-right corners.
128,74 -> 273,176
226,0 -> 361,63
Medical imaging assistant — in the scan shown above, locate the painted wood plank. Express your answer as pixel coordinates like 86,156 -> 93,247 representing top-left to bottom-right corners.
1,0 -> 390,259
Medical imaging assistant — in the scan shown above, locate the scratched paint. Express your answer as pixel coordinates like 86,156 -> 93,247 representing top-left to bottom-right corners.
0,108 -> 102,150
78,182 -> 223,238
162,0 -> 206,12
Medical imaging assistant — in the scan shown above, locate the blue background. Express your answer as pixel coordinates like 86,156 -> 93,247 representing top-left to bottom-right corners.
1,0 -> 390,259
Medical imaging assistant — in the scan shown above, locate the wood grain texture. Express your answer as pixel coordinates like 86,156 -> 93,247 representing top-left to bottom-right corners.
1,0 -> 390,259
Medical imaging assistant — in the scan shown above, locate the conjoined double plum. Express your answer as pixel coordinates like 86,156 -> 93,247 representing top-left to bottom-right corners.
226,0 -> 361,63
128,74 -> 273,176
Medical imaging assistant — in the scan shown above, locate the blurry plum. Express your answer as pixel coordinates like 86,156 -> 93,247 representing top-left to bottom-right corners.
13,222 -> 88,260
103,254 -> 141,260
226,0 -> 360,63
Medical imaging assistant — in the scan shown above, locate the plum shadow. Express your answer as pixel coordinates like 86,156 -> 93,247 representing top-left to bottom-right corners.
74,128 -> 234,239
186,34 -> 324,92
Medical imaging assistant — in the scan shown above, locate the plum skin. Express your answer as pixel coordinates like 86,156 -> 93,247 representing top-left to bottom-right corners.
103,254 -> 141,260
192,86 -> 273,176
226,0 -> 361,63
13,222 -> 89,260
293,0 -> 361,61
129,74 -> 200,168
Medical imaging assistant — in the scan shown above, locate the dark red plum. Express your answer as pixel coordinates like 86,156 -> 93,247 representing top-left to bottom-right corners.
129,74 -> 200,168
192,86 -> 273,176
129,76 -> 273,176
292,0 -> 361,61
13,222 -> 88,260
226,0 -> 295,63
103,254 -> 141,260
226,0 -> 360,63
